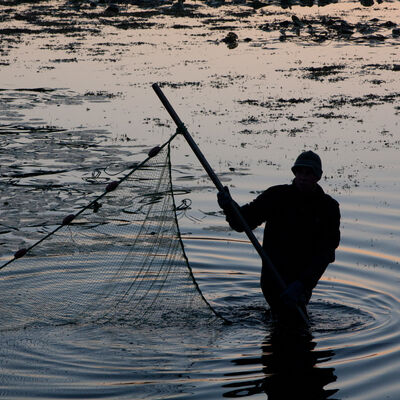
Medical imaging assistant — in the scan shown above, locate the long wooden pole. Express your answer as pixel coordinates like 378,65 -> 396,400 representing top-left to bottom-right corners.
152,83 -> 308,325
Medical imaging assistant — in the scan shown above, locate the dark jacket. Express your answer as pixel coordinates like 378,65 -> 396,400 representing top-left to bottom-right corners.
224,182 -> 340,298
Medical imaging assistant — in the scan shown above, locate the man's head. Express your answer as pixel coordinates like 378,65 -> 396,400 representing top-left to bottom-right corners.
291,151 -> 322,192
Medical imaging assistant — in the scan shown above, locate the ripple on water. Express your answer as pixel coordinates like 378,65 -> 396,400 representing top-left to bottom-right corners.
0,225 -> 399,399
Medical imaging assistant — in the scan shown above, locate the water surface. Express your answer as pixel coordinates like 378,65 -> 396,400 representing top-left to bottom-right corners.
0,0 -> 400,398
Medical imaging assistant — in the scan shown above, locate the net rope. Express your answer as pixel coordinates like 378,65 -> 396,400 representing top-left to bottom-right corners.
0,135 -> 224,331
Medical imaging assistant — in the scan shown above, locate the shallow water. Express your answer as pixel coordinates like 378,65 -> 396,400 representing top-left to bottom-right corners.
1,0 -> 400,398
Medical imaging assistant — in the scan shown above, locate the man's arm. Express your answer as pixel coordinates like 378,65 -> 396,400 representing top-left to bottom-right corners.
300,198 -> 341,290
217,187 -> 269,232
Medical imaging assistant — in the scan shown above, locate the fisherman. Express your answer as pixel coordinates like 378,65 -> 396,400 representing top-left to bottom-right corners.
217,151 -> 340,321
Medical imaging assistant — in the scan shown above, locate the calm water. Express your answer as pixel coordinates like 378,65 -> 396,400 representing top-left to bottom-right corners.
1,0 -> 400,398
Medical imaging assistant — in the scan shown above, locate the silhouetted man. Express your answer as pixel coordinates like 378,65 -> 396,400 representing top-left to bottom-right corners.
218,151 -> 340,321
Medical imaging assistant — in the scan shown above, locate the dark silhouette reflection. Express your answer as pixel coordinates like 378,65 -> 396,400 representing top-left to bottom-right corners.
223,325 -> 338,399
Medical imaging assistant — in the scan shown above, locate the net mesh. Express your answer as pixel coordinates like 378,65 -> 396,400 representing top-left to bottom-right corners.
0,138 -> 221,331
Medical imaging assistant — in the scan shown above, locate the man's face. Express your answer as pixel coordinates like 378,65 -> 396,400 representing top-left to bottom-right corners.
294,167 -> 320,192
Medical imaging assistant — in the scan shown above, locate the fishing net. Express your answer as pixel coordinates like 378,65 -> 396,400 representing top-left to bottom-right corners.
0,135 -> 223,331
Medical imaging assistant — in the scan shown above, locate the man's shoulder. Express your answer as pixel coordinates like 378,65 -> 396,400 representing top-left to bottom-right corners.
319,188 -> 340,210
265,183 -> 293,194
325,194 -> 340,209
256,184 -> 292,199
250,184 -> 291,205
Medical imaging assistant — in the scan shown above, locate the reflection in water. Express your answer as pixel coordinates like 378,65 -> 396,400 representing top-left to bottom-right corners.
223,326 -> 338,399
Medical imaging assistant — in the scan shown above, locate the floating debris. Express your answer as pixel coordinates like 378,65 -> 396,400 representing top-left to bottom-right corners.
248,0 -> 268,10
104,4 -> 120,16
292,15 -> 302,28
381,21 -> 397,28
302,65 -> 346,80
222,31 -> 238,48
170,0 -> 185,15
360,0 -> 374,6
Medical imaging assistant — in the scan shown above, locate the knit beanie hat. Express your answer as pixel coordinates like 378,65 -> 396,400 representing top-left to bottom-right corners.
291,151 -> 323,179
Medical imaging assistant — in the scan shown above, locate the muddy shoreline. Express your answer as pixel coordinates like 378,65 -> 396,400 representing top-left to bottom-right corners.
1,0 -> 400,48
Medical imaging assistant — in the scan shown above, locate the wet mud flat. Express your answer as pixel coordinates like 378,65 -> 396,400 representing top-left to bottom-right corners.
1,0 -> 400,53
0,0 -> 400,257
